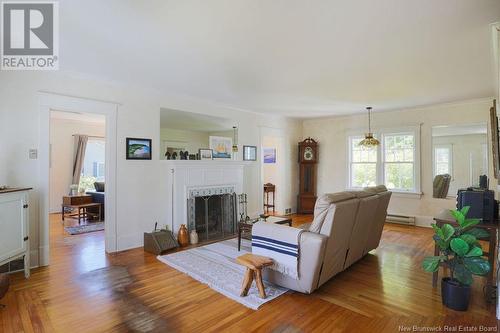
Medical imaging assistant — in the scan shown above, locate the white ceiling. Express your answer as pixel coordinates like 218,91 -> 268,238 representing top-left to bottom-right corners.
432,123 -> 487,137
60,0 -> 500,118
160,108 -> 235,132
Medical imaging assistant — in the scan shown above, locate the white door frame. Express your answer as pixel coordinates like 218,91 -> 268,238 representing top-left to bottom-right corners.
259,126 -> 285,214
38,92 -> 119,266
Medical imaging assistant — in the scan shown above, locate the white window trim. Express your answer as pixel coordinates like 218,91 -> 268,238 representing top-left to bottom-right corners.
346,126 -> 421,195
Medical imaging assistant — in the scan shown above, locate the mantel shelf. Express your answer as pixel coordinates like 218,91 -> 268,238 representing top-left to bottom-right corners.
162,160 -> 253,167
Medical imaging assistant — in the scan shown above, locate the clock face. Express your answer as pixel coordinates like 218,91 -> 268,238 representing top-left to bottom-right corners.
304,147 -> 314,161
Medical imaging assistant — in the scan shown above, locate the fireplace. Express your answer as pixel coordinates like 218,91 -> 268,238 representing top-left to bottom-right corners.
187,187 -> 237,242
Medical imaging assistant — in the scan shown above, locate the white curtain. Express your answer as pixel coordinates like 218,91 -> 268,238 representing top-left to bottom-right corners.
72,135 -> 88,185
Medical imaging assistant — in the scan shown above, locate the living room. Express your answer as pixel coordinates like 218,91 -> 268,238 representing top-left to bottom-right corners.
0,1 -> 500,332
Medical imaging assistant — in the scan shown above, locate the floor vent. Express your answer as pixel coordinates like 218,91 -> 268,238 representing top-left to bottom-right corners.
386,213 -> 416,226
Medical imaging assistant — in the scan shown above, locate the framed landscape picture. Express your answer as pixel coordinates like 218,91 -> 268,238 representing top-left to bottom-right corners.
243,145 -> 257,161
126,138 -> 152,160
209,136 -> 232,159
263,147 -> 276,163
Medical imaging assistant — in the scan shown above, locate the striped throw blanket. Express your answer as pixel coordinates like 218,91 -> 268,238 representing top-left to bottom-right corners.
251,222 -> 303,279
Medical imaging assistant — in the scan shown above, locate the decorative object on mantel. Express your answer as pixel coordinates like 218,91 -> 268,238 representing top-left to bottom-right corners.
199,149 -> 213,160
0,273 -> 9,308
165,151 -> 171,160
210,136 -> 232,159
190,230 -> 199,245
177,224 -> 189,247
359,107 -> 380,148
189,154 -> 196,160
157,238 -> 288,310
232,126 -> 239,152
126,138 -> 152,160
172,152 -> 178,160
243,145 -> 257,161
179,150 -> 185,160
298,137 -> 318,214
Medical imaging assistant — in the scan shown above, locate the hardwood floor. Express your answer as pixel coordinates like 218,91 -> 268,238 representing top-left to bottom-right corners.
0,214 -> 497,332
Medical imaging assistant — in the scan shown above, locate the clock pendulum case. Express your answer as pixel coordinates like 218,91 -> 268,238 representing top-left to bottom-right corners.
298,137 -> 318,214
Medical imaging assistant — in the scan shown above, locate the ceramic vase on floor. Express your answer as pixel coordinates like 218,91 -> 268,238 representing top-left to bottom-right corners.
190,230 -> 199,245
177,224 -> 189,247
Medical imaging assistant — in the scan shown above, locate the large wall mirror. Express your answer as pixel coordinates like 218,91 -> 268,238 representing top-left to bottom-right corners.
431,123 -> 488,198
159,108 -> 236,160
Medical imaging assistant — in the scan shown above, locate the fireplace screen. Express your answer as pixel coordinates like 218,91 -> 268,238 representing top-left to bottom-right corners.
187,193 -> 237,242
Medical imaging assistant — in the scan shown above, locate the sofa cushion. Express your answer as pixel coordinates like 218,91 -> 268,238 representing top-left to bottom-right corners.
94,182 -> 105,192
308,192 -> 356,233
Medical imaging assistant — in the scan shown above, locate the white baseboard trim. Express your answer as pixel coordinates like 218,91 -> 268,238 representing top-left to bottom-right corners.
39,245 -> 49,266
30,249 -> 39,268
415,215 -> 434,228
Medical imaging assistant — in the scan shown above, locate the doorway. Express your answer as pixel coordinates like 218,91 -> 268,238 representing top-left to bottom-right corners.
260,127 -> 285,215
50,110 -> 105,235
39,93 -> 118,266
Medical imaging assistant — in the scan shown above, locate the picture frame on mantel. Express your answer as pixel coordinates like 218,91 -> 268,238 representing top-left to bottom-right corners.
199,149 -> 213,160
126,138 -> 152,160
209,136 -> 232,159
243,145 -> 257,161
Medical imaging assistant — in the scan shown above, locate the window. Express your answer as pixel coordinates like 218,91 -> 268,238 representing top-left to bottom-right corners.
433,145 -> 452,177
348,128 -> 420,193
80,138 -> 105,190
349,136 -> 377,187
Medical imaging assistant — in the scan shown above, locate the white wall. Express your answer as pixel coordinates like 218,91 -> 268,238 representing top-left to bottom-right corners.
49,117 -> 105,212
302,98 -> 495,227
0,71 -> 301,266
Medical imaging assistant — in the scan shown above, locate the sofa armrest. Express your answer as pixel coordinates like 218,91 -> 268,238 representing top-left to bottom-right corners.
251,223 -> 327,293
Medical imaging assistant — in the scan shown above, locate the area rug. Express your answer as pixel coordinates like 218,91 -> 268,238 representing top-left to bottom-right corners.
64,222 -> 105,235
157,238 -> 288,310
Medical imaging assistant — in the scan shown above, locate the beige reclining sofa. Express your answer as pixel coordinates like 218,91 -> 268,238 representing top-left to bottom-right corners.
254,185 -> 392,293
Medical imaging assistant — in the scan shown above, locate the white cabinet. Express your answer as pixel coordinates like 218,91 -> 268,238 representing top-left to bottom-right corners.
0,189 -> 30,278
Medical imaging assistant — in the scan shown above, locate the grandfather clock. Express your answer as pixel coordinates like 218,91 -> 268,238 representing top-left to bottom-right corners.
298,138 -> 318,214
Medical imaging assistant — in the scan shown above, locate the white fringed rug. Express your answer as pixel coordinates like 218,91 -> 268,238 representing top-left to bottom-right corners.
157,238 -> 288,310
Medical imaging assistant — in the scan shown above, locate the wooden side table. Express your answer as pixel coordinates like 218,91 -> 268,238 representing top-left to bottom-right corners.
62,195 -> 102,225
263,183 -> 276,214
238,216 -> 292,251
433,210 -> 498,302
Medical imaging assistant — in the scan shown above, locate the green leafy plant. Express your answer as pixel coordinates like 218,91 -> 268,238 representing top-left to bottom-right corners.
422,206 -> 491,285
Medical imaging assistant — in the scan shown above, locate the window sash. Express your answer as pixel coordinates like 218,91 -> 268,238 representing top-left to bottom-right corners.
348,128 -> 420,193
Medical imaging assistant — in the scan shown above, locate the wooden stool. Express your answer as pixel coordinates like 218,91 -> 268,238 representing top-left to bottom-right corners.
236,253 -> 273,299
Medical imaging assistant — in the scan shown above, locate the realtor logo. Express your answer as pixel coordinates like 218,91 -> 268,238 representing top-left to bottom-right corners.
1,1 -> 58,70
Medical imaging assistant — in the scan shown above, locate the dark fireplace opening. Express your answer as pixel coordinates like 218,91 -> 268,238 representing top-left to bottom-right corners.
189,193 -> 236,242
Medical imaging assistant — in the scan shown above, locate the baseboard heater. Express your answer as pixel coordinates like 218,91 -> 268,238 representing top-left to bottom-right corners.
386,213 -> 416,225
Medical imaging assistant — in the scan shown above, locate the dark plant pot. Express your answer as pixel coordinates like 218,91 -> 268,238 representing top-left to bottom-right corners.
441,277 -> 470,311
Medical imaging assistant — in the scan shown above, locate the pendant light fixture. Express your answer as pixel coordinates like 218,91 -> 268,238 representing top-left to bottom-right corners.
358,107 -> 380,148
232,126 -> 238,152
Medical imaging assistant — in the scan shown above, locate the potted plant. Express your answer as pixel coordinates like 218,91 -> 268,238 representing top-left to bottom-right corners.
422,206 -> 491,311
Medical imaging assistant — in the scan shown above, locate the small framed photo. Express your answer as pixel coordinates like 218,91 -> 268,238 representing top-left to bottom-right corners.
263,147 -> 276,164
126,138 -> 152,160
199,149 -> 213,160
209,136 -> 232,159
243,145 -> 257,161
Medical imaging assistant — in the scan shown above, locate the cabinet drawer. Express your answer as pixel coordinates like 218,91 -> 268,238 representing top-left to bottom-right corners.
63,196 -> 92,205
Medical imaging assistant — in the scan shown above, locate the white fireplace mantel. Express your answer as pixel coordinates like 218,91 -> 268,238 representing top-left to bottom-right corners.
165,160 -> 247,234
